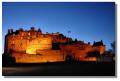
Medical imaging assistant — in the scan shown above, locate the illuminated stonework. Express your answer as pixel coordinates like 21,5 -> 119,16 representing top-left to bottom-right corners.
4,27 -> 106,63
26,38 -> 52,54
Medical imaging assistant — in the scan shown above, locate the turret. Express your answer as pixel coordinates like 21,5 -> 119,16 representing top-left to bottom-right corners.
31,27 -> 35,31
19,28 -> 23,31
88,42 -> 90,45
93,40 -> 104,46
57,32 -> 59,35
8,29 -> 13,34
8,29 -> 11,34
37,28 -> 42,36
38,28 -> 42,33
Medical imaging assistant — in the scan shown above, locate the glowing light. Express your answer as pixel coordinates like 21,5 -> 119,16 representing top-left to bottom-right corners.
26,38 -> 52,54
81,57 -> 97,61
26,45 -> 37,54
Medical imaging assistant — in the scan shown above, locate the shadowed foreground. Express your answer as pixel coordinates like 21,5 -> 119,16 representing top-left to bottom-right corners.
2,62 -> 115,76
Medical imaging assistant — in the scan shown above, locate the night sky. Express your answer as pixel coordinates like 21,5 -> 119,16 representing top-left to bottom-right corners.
2,2 -> 115,53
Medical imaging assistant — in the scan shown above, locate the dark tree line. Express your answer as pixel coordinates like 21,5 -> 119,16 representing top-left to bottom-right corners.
111,41 -> 115,54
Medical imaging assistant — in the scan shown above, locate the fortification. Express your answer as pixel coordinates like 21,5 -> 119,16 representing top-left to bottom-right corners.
4,27 -> 106,63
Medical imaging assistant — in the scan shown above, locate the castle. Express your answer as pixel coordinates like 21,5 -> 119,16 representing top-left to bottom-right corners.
4,27 -> 106,63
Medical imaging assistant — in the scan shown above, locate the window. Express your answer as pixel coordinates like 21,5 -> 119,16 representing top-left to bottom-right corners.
11,44 -> 15,46
20,43 -> 22,46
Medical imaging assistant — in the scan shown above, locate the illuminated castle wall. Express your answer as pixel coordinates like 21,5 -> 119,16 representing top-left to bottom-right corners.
4,27 -> 106,63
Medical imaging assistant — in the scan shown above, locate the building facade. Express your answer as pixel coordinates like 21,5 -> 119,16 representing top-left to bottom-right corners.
4,27 -> 106,63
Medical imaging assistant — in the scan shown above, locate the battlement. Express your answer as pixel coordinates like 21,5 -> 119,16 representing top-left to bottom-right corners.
7,27 -> 63,39
5,27 -> 69,54
4,27 -> 106,63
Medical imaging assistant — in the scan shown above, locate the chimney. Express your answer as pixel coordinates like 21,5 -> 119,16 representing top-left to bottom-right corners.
19,28 -> 23,31
38,28 -> 42,32
8,29 -> 13,34
88,42 -> 90,45
11,29 -> 13,33
8,29 -> 11,34
31,27 -> 35,30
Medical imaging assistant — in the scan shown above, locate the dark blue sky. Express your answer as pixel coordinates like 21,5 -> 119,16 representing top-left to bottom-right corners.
2,2 -> 115,52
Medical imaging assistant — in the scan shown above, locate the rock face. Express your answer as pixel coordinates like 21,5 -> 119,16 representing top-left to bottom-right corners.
4,27 -> 106,63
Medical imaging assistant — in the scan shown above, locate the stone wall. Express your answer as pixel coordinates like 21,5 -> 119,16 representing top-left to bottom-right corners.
5,28 -> 106,63
12,50 -> 65,63
6,33 -> 52,54
26,37 -> 52,54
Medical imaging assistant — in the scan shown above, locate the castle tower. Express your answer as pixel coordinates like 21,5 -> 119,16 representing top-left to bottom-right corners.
4,28 -> 14,53
8,29 -> 13,34
38,28 -> 42,33
37,28 -> 42,36
30,27 -> 35,35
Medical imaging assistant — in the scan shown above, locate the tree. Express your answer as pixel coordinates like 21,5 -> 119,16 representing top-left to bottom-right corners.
111,41 -> 115,54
